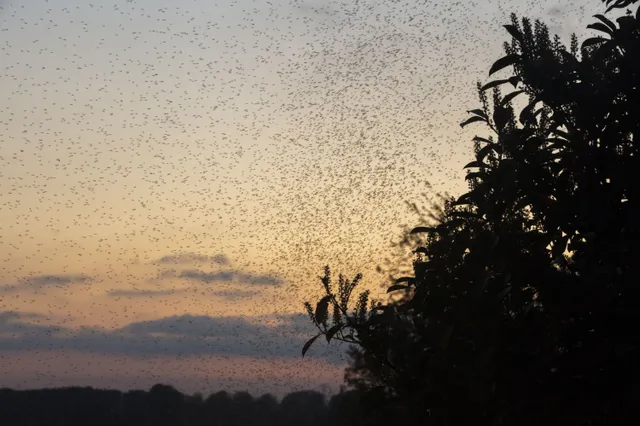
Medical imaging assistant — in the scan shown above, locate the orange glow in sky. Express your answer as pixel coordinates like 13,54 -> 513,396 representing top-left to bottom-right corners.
0,0 -> 600,396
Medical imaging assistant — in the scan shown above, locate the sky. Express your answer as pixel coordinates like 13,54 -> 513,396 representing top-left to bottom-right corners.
0,0 -> 605,398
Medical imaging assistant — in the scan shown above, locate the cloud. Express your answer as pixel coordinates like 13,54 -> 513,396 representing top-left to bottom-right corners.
0,311 -> 63,336
110,267 -> 278,298
0,274 -> 90,294
107,288 -> 188,298
296,1 -> 339,18
118,315 -> 267,338
107,286 -> 263,300
0,311 -> 347,364
180,269 -> 282,286
0,311 -> 47,324
153,253 -> 229,266
180,270 -> 234,282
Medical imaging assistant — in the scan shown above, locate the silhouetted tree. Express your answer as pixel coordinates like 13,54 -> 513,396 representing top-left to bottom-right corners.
280,391 -> 327,426
205,390 -> 233,426
302,1 -> 640,425
0,385 -> 367,426
148,384 -> 184,426
254,393 -> 280,426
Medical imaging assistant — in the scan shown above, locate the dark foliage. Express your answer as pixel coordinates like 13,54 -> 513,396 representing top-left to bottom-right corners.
0,385 -> 368,426
302,1 -> 640,425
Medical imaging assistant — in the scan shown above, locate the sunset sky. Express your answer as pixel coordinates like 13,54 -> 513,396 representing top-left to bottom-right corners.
0,0 -> 602,398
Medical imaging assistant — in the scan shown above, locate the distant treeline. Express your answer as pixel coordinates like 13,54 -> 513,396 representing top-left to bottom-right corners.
0,384 -> 381,426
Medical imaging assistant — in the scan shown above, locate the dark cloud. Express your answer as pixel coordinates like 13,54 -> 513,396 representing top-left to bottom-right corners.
211,289 -> 260,301
119,315 -> 267,338
107,288 -> 188,297
158,269 -> 178,278
144,269 -> 180,283
0,311 -> 46,324
0,311 -> 346,364
296,2 -> 338,17
153,253 -> 230,266
107,288 -> 262,301
181,270 -> 234,282
110,269 -> 278,298
180,269 -> 282,286
0,311 -> 62,336
108,287 -> 263,299
0,274 -> 90,294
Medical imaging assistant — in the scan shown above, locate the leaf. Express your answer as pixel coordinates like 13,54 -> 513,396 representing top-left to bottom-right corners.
460,116 -> 486,128
582,37 -> 607,48
481,76 -> 521,91
603,0 -> 636,14
387,284 -> 409,293
302,333 -> 322,357
533,107 -> 545,120
476,142 -> 499,162
410,226 -> 436,234
464,160 -> 485,169
473,136 -> 494,144
315,295 -> 331,325
467,109 -> 488,119
604,0 -> 635,13
587,22 -> 614,36
325,324 -> 342,343
550,152 -> 564,161
551,129 -> 570,139
489,54 -> 519,75
501,90 -> 524,106
452,192 -> 473,206
395,276 -> 415,285
481,78 -> 511,91
593,14 -> 617,32
504,24 -> 524,43
519,97 -> 539,125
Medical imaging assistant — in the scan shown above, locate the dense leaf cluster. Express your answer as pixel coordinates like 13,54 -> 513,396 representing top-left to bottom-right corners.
302,1 -> 640,424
